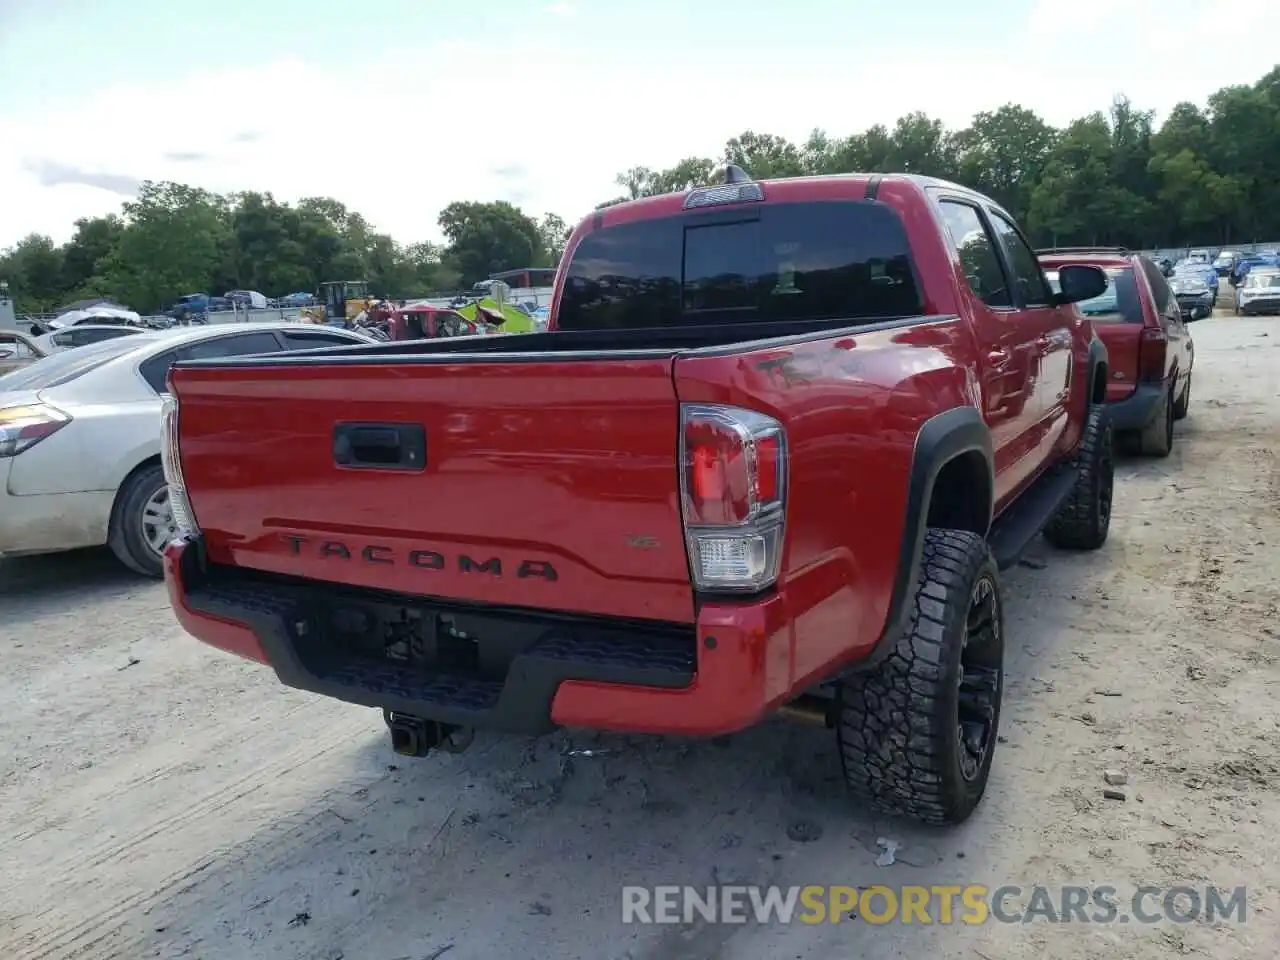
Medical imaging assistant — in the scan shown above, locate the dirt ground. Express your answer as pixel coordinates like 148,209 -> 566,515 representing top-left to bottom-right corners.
2,312 -> 1278,960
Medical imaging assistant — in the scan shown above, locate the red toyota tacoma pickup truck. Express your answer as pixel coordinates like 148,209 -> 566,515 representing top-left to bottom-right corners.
161,169 -> 1115,824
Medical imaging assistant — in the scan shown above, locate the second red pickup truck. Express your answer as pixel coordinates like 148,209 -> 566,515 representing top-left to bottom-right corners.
162,169 -> 1115,825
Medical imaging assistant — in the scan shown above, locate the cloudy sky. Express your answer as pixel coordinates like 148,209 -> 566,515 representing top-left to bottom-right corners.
0,0 -> 1272,250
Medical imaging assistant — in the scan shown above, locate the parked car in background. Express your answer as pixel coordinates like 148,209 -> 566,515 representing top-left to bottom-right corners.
167,293 -> 211,323
207,297 -> 232,313
1168,269 -> 1217,320
1234,266 -> 1280,315
226,290 -> 269,310
1187,249 -> 1210,265
1040,247 -> 1193,458
32,324 -> 146,352
1212,249 -> 1242,277
0,330 -> 48,375
1173,260 -> 1219,302
0,321 -> 377,577
387,305 -> 484,341
30,308 -> 142,336
1230,251 -> 1280,286
280,292 -> 316,306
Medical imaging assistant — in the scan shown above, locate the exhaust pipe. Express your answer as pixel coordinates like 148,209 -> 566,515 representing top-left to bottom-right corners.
384,711 -> 475,757
775,694 -> 835,728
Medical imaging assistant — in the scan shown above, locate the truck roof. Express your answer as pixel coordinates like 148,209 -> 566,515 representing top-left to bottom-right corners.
1038,250 -> 1133,270
593,172 -> 996,222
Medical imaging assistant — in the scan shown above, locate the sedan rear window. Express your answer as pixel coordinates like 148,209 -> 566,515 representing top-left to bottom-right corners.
557,200 -> 923,330
1044,267 -> 1143,323
0,334 -> 157,391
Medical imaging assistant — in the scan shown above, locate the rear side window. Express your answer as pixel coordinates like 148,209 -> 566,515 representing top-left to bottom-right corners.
181,331 -> 282,361
1139,257 -> 1173,314
140,331 -> 284,394
279,330 -> 360,348
1045,267 -> 1144,323
557,200 -> 923,330
77,327 -> 137,345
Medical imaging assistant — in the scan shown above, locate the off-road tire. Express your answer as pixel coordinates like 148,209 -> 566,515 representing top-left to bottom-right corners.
1137,383 -> 1174,458
108,463 -> 167,578
836,529 -> 1003,826
1173,374 -> 1191,421
1044,404 -> 1114,550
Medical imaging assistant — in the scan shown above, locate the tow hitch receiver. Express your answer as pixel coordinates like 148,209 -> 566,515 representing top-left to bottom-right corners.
383,710 -> 475,757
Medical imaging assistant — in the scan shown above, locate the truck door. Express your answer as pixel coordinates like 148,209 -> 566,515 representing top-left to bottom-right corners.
935,197 -> 1043,507
986,210 -> 1073,450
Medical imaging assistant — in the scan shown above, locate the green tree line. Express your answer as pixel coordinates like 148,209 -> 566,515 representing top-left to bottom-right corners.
4,67 -> 1278,314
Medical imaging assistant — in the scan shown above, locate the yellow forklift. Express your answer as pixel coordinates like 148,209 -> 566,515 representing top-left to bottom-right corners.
301,280 -> 371,324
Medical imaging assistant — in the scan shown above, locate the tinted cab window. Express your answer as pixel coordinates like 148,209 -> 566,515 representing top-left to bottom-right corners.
557,200 -> 923,330
988,213 -> 1052,306
937,201 -> 1010,308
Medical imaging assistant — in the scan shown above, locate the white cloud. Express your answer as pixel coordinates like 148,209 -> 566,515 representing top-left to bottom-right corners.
2,4 -> 1279,251
547,1 -> 574,17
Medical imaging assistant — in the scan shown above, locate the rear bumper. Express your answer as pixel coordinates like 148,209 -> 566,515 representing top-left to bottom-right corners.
1106,382 -> 1165,431
0,464 -> 113,556
1175,293 -> 1215,318
1240,298 -> 1280,315
164,538 -> 793,737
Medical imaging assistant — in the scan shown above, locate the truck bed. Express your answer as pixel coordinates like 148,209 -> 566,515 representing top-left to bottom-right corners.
187,316 -> 929,364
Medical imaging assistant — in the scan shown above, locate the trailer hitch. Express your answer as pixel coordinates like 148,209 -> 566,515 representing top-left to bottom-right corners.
383,710 -> 475,757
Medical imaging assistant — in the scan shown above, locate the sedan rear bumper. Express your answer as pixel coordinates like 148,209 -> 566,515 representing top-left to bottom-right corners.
0,464 -> 114,555
1240,297 -> 1280,315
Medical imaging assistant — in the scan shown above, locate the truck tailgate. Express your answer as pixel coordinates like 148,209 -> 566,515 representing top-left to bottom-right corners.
170,356 -> 695,623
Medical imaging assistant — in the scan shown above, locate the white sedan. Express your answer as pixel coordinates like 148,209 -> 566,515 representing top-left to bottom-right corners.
0,321 -> 376,576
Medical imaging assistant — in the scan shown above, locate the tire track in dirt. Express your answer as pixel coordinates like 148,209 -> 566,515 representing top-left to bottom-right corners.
8,706 -> 380,960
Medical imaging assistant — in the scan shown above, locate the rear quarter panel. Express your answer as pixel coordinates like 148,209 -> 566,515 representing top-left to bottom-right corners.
673,317 -> 979,690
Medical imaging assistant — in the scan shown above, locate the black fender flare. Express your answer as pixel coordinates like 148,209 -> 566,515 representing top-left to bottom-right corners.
1086,335 -> 1109,405
847,405 -> 993,672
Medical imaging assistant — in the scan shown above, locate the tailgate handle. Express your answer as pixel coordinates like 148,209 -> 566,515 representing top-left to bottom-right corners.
333,422 -> 426,471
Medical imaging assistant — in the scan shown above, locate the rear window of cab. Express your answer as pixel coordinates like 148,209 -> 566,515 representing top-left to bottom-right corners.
1044,266 -> 1143,323
556,200 -> 924,330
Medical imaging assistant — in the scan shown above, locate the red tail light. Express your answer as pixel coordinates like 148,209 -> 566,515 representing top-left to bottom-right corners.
1138,327 -> 1167,382
680,404 -> 787,592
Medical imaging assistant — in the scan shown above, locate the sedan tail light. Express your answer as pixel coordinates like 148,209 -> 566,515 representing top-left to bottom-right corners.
0,403 -> 72,458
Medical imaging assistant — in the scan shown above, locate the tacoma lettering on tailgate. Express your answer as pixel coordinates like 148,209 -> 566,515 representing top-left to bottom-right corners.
279,534 -> 559,581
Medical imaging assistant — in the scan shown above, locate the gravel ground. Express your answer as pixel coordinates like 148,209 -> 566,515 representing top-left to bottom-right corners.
2,313 -> 1278,960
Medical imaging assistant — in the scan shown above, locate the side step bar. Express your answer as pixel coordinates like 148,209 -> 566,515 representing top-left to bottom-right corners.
987,464 -> 1079,570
